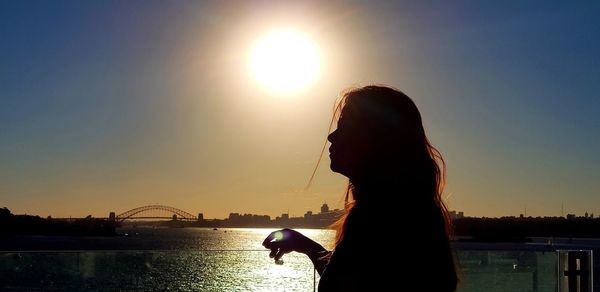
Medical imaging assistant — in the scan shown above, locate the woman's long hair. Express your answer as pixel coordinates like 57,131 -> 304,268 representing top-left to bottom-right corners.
308,85 -> 454,246
308,85 -> 457,290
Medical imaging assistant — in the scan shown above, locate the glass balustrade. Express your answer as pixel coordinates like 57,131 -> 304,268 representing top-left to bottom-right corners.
0,248 -> 593,291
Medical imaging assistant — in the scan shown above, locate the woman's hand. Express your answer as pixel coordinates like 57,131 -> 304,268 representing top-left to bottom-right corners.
262,228 -> 325,261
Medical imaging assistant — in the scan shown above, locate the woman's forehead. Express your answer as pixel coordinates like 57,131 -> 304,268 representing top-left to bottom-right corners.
339,99 -> 375,121
337,107 -> 365,128
338,106 -> 356,122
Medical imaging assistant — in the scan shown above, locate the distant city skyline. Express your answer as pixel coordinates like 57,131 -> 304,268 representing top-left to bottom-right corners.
1,1 -> 599,219
4,202 -> 598,222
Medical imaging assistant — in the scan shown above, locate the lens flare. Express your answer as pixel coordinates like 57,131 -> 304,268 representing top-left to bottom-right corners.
274,231 -> 284,241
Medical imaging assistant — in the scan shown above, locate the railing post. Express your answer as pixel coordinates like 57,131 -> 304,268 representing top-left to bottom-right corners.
558,250 -> 593,292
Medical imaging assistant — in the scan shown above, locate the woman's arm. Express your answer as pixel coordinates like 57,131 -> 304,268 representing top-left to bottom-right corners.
308,249 -> 332,276
263,228 -> 331,275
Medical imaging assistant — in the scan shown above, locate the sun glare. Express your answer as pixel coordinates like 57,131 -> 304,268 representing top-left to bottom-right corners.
249,30 -> 320,94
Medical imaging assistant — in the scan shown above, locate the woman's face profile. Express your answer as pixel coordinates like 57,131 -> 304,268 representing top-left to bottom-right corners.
327,106 -> 371,178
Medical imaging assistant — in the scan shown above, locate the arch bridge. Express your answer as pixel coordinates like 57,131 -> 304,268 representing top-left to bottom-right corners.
116,205 -> 197,222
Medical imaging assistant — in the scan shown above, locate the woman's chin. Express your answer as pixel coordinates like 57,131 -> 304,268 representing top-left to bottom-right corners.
329,163 -> 339,173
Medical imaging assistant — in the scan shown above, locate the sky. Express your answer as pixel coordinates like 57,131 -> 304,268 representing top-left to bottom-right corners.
1,1 -> 599,219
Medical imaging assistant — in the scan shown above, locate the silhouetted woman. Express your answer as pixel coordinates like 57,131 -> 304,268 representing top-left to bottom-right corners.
263,86 -> 458,291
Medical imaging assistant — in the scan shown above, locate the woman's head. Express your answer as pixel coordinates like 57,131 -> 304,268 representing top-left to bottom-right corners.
325,85 -> 450,240
327,86 -> 429,182
327,86 -> 444,203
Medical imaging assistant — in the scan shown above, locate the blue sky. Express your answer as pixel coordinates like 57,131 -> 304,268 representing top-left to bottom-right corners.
1,1 -> 598,218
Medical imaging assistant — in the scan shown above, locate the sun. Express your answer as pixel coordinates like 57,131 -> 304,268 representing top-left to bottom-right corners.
249,30 -> 320,94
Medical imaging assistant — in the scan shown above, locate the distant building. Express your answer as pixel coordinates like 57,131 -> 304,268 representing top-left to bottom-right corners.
449,211 -> 465,220
321,203 -> 329,214
281,213 -> 289,220
198,213 -> 204,221
304,211 -> 313,219
227,212 -> 271,226
566,214 -> 576,220
109,212 -> 116,221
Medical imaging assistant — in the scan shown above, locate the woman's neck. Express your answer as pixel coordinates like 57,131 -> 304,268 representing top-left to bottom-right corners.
350,176 -> 432,207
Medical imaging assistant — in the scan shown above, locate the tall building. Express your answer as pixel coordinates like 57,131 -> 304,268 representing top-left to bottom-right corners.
321,203 -> 329,214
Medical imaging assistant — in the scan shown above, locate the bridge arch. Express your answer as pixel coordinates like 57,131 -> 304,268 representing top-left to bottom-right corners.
116,205 -> 197,222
